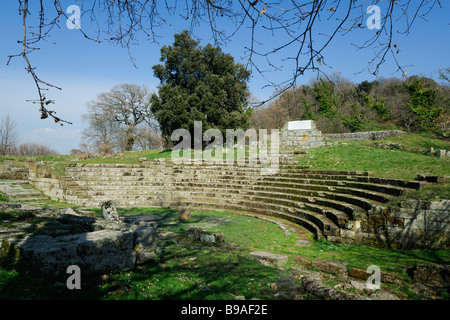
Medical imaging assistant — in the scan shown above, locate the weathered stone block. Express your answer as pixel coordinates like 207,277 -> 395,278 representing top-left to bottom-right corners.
301,276 -> 365,300
101,200 -> 122,223
17,229 -> 136,278
1,211 -> 158,279
287,120 -> 315,130
348,267 -> 399,284
292,255 -> 313,268
185,228 -> 225,245
178,207 -> 192,222
436,150 -> 447,158
249,251 -> 288,267
340,229 -> 356,239
428,200 -> 450,211
133,225 -> 157,264
311,258 -> 348,277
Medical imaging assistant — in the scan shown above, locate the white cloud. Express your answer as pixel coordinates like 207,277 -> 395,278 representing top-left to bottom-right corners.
22,127 -> 83,154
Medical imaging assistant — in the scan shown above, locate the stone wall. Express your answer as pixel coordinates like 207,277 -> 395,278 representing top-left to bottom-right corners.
0,160 -> 28,180
280,121 -> 406,149
339,200 -> 450,249
323,130 -> 406,141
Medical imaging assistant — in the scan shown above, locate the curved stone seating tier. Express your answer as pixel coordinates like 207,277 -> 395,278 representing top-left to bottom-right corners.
31,161 -> 424,244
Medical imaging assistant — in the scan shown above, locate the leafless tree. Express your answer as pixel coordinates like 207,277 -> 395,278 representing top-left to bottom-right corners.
0,114 -> 18,155
439,67 -> 450,85
82,102 -> 121,153
82,83 -> 155,152
134,125 -> 163,150
8,0 -> 444,122
15,142 -> 58,155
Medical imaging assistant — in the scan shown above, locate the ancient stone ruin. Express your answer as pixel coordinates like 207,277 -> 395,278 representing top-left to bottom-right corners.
101,200 -> 123,223
1,120 -> 449,286
280,120 -> 326,149
0,205 -> 157,279
26,152 -> 449,250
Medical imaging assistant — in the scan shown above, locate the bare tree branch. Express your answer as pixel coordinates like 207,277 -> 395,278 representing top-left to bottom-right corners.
8,0 -> 444,120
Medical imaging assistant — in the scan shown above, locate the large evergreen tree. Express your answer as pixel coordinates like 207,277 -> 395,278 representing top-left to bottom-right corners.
151,31 -> 251,147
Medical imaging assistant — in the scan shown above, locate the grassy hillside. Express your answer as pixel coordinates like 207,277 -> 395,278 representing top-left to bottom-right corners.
298,134 -> 450,200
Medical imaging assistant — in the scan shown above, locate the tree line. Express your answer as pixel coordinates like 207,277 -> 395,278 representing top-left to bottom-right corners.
250,71 -> 450,135
0,114 -> 58,156
14,1 -> 441,124
81,32 -> 449,154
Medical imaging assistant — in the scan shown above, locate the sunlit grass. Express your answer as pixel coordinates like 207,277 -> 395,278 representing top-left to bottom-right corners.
299,136 -> 450,200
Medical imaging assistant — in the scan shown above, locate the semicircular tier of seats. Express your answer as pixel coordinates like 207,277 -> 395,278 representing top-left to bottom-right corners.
61,160 -> 422,243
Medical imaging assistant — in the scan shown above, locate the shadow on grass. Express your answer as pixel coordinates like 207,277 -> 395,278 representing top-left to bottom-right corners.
102,239 -> 298,300
0,207 -> 276,300
90,207 -> 235,233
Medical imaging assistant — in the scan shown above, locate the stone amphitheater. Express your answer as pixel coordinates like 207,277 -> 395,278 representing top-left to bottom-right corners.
26,121 -> 449,250
1,120 -> 449,300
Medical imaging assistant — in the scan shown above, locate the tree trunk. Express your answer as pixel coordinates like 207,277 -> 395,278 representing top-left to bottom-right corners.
125,125 -> 135,151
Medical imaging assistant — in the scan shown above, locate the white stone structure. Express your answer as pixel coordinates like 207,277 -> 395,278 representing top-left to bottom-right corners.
280,120 -> 325,149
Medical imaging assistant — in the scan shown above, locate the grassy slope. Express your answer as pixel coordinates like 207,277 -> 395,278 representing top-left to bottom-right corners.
299,134 -> 450,200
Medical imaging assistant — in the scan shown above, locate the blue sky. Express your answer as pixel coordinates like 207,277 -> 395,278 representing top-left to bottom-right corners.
0,1 -> 449,154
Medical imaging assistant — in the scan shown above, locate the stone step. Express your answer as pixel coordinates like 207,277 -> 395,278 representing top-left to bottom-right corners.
74,189 -> 341,237
183,201 -> 325,240
252,182 -> 392,203
66,190 -> 89,197
245,194 -> 351,228
177,190 -> 351,230
66,164 -> 368,176
71,174 -> 404,201
241,185 -> 377,213
170,180 -> 390,205
258,176 -> 407,196
175,187 -> 353,218
74,180 -> 373,217
181,185 -> 363,216
354,176 -> 422,190
76,180 -> 374,212
237,199 -> 339,236
0,180 -> 30,185
7,189 -> 43,196
11,196 -> 48,203
166,192 -> 341,237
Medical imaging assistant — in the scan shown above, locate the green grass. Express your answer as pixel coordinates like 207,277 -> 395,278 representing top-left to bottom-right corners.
96,208 -> 450,288
301,141 -> 450,179
298,134 -> 450,200
1,207 -> 449,300
373,132 -> 450,151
